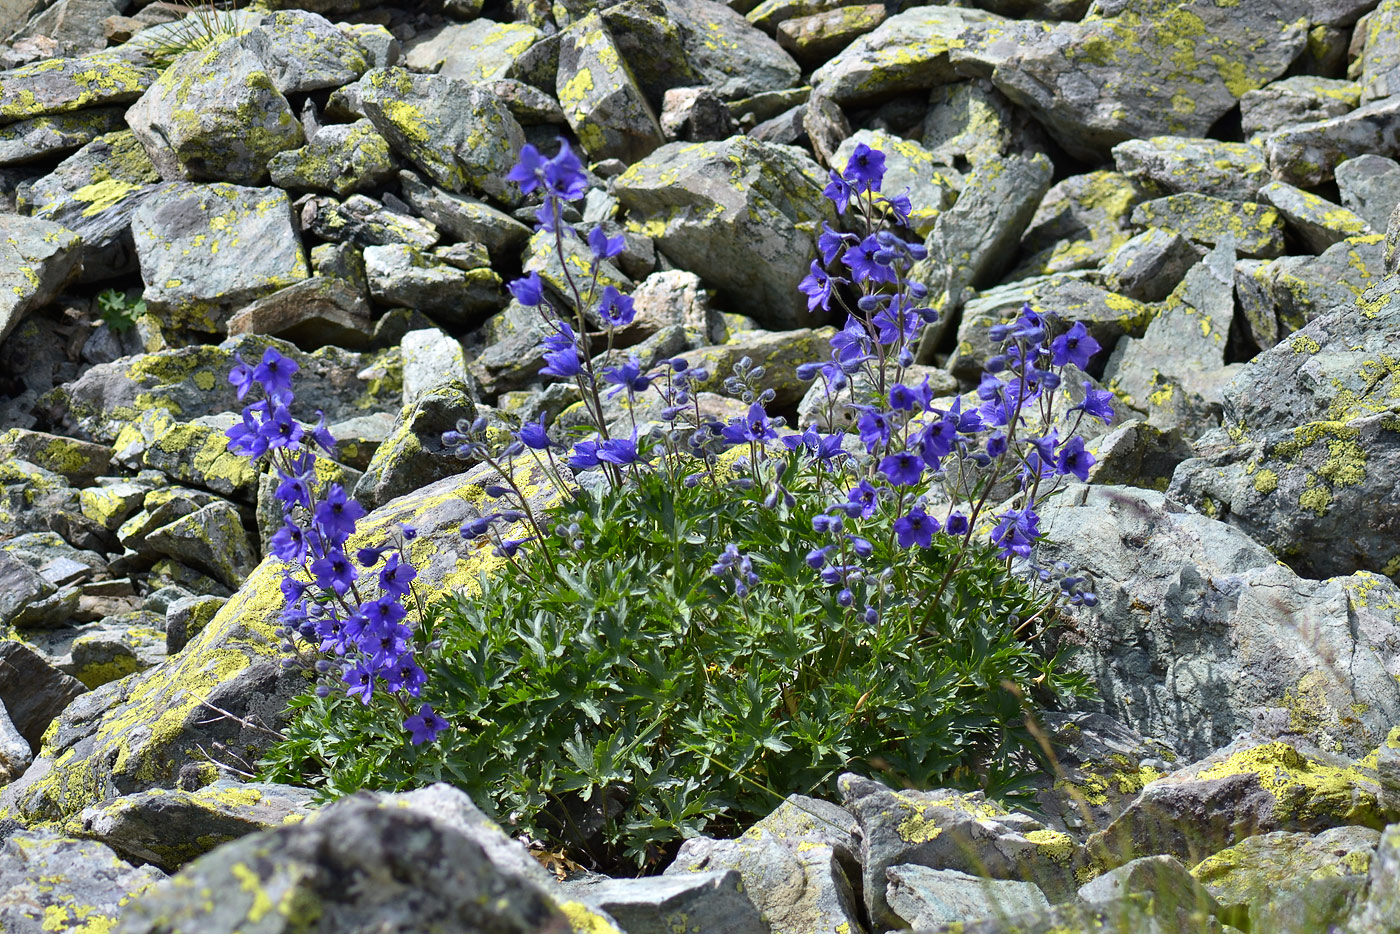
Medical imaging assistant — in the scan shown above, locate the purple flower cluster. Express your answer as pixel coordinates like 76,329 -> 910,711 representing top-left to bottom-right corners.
225,347 -> 445,745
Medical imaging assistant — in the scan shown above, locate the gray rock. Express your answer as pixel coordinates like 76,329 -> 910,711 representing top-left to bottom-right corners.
0,639 -> 86,748
1193,826 -> 1379,930
358,67 -> 525,204
664,795 -> 861,934
397,170 -> 531,256
1359,3 -> 1400,103
353,381 -> 477,510
22,129 -> 165,282
1234,235 -> 1383,348
926,894 -> 1236,934
0,52 -> 154,122
75,780 -> 317,871
0,699 -> 31,783
810,5 -> 1006,105
838,773 -> 1084,929
267,119 -> 396,196
1010,170 -> 1150,281
164,594 -> 224,654
0,106 -> 125,166
1266,94 -> 1400,188
401,328 -> 469,407
364,243 -> 504,326
131,183 -> 308,334
1347,822 -> 1400,933
520,227 -> 632,318
1083,419 -> 1194,491
921,78 -> 1047,170
303,193 -> 440,250
0,429 -> 112,487
1239,75 -> 1360,141
987,0 -> 1307,160
614,137 -> 834,330
1035,484 -> 1400,759
1256,180 -> 1372,252
0,549 -> 57,628
1078,855 -> 1222,919
435,20 -> 544,82
660,0 -> 800,100
579,870 -> 768,934
660,86 -> 737,142
914,152 -> 1052,347
69,610 -> 170,689
251,9 -> 368,94
0,828 -> 164,934
125,33 -> 304,185
801,90 -> 850,167
115,786 -> 590,934
1102,228 -> 1202,302
1337,154 -> 1400,231
143,501 -> 256,592
342,23 -> 401,69
0,214 -> 82,345
557,13 -> 663,163
1130,193 -> 1285,259
1112,136 -> 1268,202
225,277 -> 374,352
885,865 -> 1050,929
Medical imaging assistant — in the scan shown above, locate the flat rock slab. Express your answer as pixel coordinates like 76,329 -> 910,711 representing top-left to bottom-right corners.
0,53 -> 155,122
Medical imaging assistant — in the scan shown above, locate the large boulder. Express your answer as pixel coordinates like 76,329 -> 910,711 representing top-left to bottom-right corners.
614,137 -> 834,330
1035,484 -> 1400,760
0,214 -> 82,344
0,827 -> 165,934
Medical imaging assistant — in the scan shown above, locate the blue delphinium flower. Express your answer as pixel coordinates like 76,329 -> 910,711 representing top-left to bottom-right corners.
597,286 -> 637,328
509,271 -> 546,306
843,142 -> 886,193
404,703 -> 448,745
1051,321 -> 1101,371
894,507 -> 938,549
799,260 -> 835,312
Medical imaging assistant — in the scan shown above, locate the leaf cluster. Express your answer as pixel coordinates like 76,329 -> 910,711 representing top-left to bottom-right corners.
262,455 -> 1092,870
95,288 -> 146,334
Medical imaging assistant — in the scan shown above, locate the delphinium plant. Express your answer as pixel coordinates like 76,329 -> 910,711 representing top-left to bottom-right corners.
261,141 -> 1109,870
225,347 -> 447,744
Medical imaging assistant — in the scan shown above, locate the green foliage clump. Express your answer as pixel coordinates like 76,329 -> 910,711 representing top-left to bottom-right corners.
132,2 -> 245,69
95,288 -> 146,334
262,455 -> 1092,869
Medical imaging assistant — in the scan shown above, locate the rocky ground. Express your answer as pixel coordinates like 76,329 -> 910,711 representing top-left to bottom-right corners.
0,0 -> 1399,931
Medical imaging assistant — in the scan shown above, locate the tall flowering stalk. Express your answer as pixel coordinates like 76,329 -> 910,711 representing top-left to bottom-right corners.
225,348 -> 446,744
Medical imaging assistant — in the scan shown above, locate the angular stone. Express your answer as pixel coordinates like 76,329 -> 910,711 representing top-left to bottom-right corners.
125,33 -> 303,185
0,106 -> 124,166
0,428 -> 111,486
987,0 -> 1309,160
0,549 -> 57,628
140,420 -> 260,499
1112,136 -> 1268,201
0,53 -> 154,122
73,780 -> 317,871
1257,180 -> 1373,252
115,787 -> 583,934
659,86 -> 737,142
557,13 -> 663,163
1084,419 -> 1194,491
578,871 -> 766,934
930,894 -> 1235,934
1130,193 -> 1285,259
70,617 -> 169,689
0,639 -> 86,748
838,773 -> 1083,928
225,277 -> 373,351
811,5 -> 1006,105
615,137 -> 834,330
1034,485 -> 1400,759
921,77 -> 1047,170
303,193 -> 439,250
1265,94 -> 1400,188
1102,228 -> 1202,302
0,700 -> 30,783
23,129 -> 165,282
1239,75 -> 1360,141
267,119 -> 395,197
251,9 -> 368,94
1191,826 -> 1379,929
777,4 -> 886,65
0,214 -> 82,345
131,183 -> 308,333
358,67 -> 525,204
435,20 -> 544,81
1011,170 -> 1150,280
1088,738 -> 1386,869
1079,855 -> 1222,919
353,381 -> 478,510
164,593 -> 224,654
1235,235 -> 1383,348
0,828 -> 164,934
885,865 -> 1050,929
398,170 -> 531,256
364,243 -> 504,326
659,0 -> 801,100
143,501 -> 256,591
833,129 -> 955,236
1336,153 -> 1400,231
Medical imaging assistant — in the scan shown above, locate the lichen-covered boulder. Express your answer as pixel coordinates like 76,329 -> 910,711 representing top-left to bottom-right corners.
1130,193 -> 1285,259
364,243 -> 504,326
114,785 -> 598,934
353,381 -> 478,510
398,170 -> 531,256
1235,235 -> 1383,348
1191,825 -> 1379,929
0,106 -> 125,166
556,13 -> 663,163
143,501 -> 256,591
1111,136 -> 1268,201
70,616 -> 169,689
571,871 -> 764,934
1102,228 -> 1202,302
23,130 -> 167,281
838,773 -> 1085,928
250,9 -> 369,94
658,0 -> 801,100
1088,738 -> 1386,870
1256,180 -> 1373,252
885,866 -> 1051,930
0,214 -> 82,345
433,19 -> 543,81
615,137 -> 834,330
125,33 -> 304,185
72,780 -> 317,871
303,193 -> 440,250
1239,75 -> 1359,141
986,0 -> 1309,160
267,119 -> 396,196
0,460 -> 556,826
131,183 -> 308,333
1035,484 -> 1400,759
357,67 -> 524,205
1337,154 -> 1400,231
225,277 -> 374,352
0,53 -> 154,122
0,827 -> 164,934
1010,170 -> 1150,280
0,429 -> 111,486
0,640 -> 86,749
1264,94 -> 1400,187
